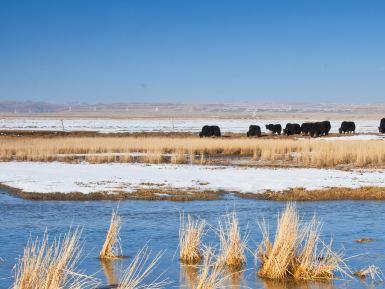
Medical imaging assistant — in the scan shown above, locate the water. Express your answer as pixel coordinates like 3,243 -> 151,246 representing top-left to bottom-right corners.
1,189 -> 385,288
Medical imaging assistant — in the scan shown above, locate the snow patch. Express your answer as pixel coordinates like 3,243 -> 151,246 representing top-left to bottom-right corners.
0,162 -> 384,195
318,135 -> 385,141
0,118 -> 382,134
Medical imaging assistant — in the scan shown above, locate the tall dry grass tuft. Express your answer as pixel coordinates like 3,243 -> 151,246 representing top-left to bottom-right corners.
218,212 -> 247,270
116,246 -> 167,289
12,228 -> 97,289
292,217 -> 345,280
99,209 -> 122,259
257,203 -> 348,281
195,248 -> 226,289
179,213 -> 205,265
257,203 -> 300,279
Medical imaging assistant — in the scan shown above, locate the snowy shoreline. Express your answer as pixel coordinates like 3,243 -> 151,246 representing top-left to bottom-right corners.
0,118 -> 382,134
0,162 -> 384,196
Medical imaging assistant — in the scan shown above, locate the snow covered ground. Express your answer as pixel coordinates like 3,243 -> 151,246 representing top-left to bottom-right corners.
0,118 -> 382,134
0,162 -> 384,195
318,135 -> 385,141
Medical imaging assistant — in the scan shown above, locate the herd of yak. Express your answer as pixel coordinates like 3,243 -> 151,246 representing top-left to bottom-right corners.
199,118 -> 385,138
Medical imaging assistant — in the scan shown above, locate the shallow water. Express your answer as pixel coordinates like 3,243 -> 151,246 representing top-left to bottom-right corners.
1,189 -> 385,289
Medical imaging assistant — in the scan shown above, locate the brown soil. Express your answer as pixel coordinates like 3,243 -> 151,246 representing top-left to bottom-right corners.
0,183 -> 224,201
240,187 -> 385,201
2,183 -> 385,202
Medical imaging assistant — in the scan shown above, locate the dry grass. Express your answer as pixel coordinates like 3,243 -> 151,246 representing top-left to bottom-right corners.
179,213 -> 206,265
194,248 -> 226,289
354,265 -> 384,281
218,212 -> 247,270
249,187 -> 385,201
116,246 -> 168,289
1,182 -> 224,201
292,218 -> 344,280
257,203 -> 348,281
1,135 -> 385,168
12,228 -> 97,289
257,203 -> 300,279
4,181 -> 385,202
99,209 -> 122,259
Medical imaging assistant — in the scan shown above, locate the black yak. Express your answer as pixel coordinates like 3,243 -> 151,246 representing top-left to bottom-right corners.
379,118 -> 385,133
339,121 -> 356,134
301,121 -> 331,137
283,123 -> 301,136
265,124 -> 282,135
199,125 -> 221,137
300,123 -> 313,135
320,121 -> 331,135
247,125 -> 261,137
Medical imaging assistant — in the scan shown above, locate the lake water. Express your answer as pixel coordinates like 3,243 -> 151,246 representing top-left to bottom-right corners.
1,189 -> 384,289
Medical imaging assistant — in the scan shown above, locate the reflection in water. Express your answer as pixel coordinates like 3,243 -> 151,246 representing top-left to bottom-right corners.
262,279 -> 336,289
100,259 -> 118,286
224,269 -> 245,289
180,264 -> 247,289
180,265 -> 198,289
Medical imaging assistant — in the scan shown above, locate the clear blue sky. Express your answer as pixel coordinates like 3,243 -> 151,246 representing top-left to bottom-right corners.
1,0 -> 384,103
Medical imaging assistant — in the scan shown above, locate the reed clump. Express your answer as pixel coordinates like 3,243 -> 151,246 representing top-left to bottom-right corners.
99,209 -> 122,259
195,248 -> 226,289
12,228 -> 97,289
179,213 -> 205,265
292,218 -> 344,280
257,203 -> 300,279
218,212 -> 247,270
116,246 -> 167,289
257,203 -> 348,281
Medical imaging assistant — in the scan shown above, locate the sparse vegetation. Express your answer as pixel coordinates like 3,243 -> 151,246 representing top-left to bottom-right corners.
179,213 -> 205,265
116,246 -> 167,289
354,265 -> 383,281
194,248 -> 226,289
218,212 -> 247,270
12,228 -> 97,289
1,135 -> 385,168
292,217 -> 344,280
99,209 -> 122,259
247,187 -> 385,201
355,237 -> 374,243
257,203 -> 349,281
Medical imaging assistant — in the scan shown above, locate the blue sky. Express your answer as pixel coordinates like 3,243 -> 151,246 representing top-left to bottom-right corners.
0,0 -> 384,103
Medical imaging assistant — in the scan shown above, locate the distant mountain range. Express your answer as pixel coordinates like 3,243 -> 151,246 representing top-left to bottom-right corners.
0,100 -> 384,118
0,101 -> 65,113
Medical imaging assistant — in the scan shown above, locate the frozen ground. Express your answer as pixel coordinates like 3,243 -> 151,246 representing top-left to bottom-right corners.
0,118 -> 382,134
0,162 -> 384,195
